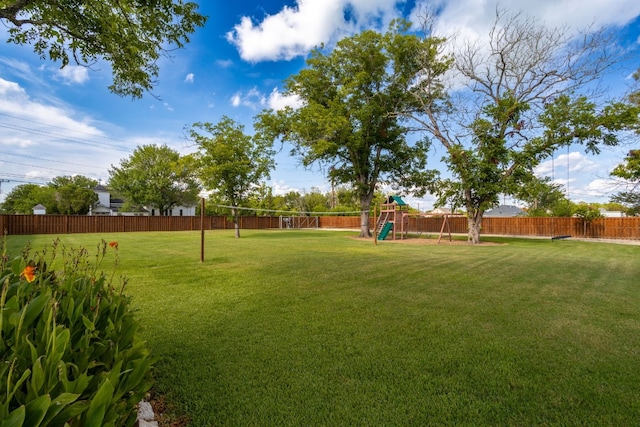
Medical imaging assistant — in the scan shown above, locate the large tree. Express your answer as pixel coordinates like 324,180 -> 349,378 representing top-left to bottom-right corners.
188,116 -> 275,238
109,144 -> 200,215
406,10 -> 639,244
0,183 -> 54,214
1,0 -> 206,97
49,175 -> 98,215
610,149 -> 640,215
609,68 -> 640,215
513,176 -> 570,217
256,23 -> 444,237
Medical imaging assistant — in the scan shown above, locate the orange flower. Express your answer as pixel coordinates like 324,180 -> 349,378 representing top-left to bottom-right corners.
109,241 -> 119,249
21,265 -> 36,283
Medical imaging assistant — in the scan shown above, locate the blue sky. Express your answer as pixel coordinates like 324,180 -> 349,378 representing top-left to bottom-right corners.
1,0 -> 639,210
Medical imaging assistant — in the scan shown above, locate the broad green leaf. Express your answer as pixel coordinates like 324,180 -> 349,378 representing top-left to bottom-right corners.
84,378 -> 114,427
81,315 -> 95,332
48,401 -> 89,426
23,291 -> 50,329
0,405 -> 25,427
51,393 -> 80,406
54,329 -> 70,356
41,393 -> 80,426
7,368 -> 32,404
30,357 -> 45,395
24,394 -> 50,427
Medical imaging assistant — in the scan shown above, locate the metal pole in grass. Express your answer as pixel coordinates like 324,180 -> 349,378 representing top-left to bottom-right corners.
200,197 -> 205,263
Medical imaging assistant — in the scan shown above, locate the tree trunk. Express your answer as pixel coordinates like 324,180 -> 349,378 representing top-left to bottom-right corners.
232,207 -> 240,238
359,209 -> 370,237
467,212 -> 483,245
358,193 -> 373,237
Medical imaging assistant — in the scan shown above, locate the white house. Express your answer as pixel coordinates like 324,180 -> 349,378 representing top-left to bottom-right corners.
599,208 -> 626,218
90,185 -> 195,216
429,207 -> 452,216
147,206 -> 196,217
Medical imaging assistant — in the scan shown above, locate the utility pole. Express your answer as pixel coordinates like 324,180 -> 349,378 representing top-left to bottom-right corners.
0,179 -> 9,194
329,166 -> 336,209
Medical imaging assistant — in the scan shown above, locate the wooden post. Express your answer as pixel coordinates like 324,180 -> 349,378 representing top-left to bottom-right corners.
200,197 -> 205,263
438,214 -> 452,244
373,205 -> 378,246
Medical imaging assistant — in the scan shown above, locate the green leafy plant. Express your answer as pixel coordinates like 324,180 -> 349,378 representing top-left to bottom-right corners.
0,238 -> 154,426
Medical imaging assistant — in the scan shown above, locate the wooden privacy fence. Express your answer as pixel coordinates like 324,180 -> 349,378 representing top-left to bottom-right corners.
1,214 -> 639,240
407,216 -> 640,239
0,215 -> 282,235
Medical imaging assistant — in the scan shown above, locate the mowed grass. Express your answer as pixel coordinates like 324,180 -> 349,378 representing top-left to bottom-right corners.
5,230 -> 640,426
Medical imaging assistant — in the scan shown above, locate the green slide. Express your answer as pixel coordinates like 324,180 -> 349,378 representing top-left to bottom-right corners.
378,222 -> 393,240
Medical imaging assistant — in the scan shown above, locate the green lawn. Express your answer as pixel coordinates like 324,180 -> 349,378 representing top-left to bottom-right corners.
5,230 -> 640,426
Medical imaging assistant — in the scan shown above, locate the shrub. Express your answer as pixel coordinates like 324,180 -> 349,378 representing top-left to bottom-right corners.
0,239 -> 154,426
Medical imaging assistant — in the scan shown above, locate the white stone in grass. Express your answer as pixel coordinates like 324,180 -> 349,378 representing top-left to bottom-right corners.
137,420 -> 159,427
138,401 -> 155,421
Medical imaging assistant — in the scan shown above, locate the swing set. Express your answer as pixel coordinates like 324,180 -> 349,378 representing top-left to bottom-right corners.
373,196 -> 456,244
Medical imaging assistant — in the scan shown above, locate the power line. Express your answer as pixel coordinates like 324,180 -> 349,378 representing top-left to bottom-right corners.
0,150 -> 108,170
1,159 -> 103,177
214,204 -> 366,215
0,111 -> 131,144
0,178 -> 48,187
0,173 -> 52,182
0,122 -> 132,152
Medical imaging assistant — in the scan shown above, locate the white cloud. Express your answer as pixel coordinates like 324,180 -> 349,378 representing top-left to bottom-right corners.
561,151 -> 600,174
533,150 -> 627,202
0,77 -> 100,137
56,65 -> 89,85
230,93 -> 242,107
0,136 -> 34,148
216,59 -> 234,68
230,87 -> 267,109
582,178 -> 618,195
0,58 -> 33,77
229,87 -> 302,111
271,180 -> 300,195
185,73 -> 195,83
0,58 -> 46,87
267,88 -> 303,110
0,78 -> 136,202
0,78 -> 24,97
412,0 -> 640,40
226,0 -> 402,62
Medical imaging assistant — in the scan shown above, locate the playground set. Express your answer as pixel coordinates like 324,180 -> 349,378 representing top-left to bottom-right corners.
375,196 -> 410,240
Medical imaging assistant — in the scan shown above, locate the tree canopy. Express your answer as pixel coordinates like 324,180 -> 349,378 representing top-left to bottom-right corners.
512,176 -> 570,217
108,144 -> 200,215
49,175 -> 98,215
256,22 -> 444,237
0,183 -> 53,214
607,68 -> 640,216
0,175 -> 97,214
1,0 -> 206,97
188,116 -> 275,238
610,149 -> 640,215
405,10 -> 640,243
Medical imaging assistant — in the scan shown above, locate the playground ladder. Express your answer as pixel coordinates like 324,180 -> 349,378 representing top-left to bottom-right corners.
376,211 -> 390,234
